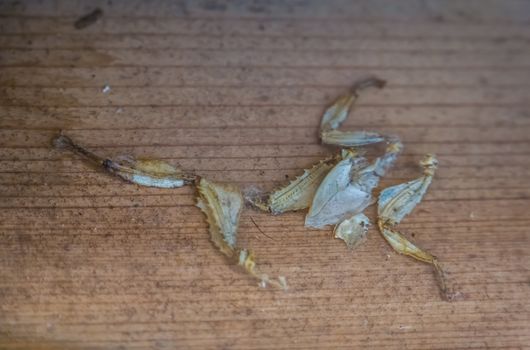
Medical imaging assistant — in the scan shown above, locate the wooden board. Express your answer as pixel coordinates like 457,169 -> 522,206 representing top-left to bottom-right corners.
1,1 -> 529,349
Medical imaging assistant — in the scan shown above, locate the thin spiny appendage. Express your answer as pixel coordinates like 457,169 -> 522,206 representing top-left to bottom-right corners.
53,134 -> 106,166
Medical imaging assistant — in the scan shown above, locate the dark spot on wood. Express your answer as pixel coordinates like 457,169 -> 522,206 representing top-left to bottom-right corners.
17,233 -> 32,245
74,8 -> 103,30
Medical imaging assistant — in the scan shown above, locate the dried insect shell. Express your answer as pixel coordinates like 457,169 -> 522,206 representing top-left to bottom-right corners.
196,178 -> 242,257
320,77 -> 386,132
334,213 -> 370,249
378,154 -> 438,225
267,157 -> 337,215
53,134 -> 195,188
305,157 -> 372,228
320,93 -> 357,131
377,155 -> 448,299
372,140 -> 404,176
197,179 -> 287,289
104,157 -> 194,188
305,141 -> 402,228
320,77 -> 386,148
377,224 -> 436,263
321,130 -> 385,147
378,223 -> 448,299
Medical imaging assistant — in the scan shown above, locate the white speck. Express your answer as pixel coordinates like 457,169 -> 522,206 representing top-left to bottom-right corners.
259,279 -> 267,289
115,107 -> 123,113
399,325 -> 412,330
131,174 -> 184,188
469,212 -> 475,219
102,84 -> 111,94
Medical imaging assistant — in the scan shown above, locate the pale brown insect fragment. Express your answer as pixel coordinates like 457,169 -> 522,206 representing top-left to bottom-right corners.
305,140 -> 403,228
377,155 -> 450,300
267,156 -> 338,215
196,178 -> 243,257
320,77 -> 386,147
53,134 -> 195,188
196,179 -> 287,289
238,249 -> 288,290
321,130 -> 385,147
334,213 -> 370,249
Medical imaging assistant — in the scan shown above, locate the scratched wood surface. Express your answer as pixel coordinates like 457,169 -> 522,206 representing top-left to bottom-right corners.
1,0 -> 530,349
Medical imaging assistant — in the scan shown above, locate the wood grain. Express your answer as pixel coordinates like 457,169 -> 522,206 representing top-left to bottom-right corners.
1,1 -> 529,349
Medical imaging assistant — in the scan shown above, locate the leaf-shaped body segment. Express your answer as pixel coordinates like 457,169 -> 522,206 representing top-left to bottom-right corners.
305,141 -> 402,228
305,157 -> 372,228
268,157 -> 337,215
196,178 -> 243,257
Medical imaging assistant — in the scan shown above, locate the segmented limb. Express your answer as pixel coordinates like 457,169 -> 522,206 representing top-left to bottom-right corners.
378,223 -> 449,300
377,155 -> 450,300
320,77 -> 387,147
53,134 -> 196,188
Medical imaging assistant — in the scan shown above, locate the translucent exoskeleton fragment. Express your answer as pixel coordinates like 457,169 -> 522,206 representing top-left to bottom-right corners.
196,178 -> 287,289
377,154 -> 449,299
378,154 -> 437,226
266,156 -> 337,215
320,77 -> 386,147
334,213 -> 370,249
321,130 -> 385,147
305,140 -> 403,228
196,178 -> 243,257
53,134 -> 195,188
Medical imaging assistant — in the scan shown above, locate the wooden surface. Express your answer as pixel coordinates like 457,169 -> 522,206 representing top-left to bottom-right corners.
1,1 -> 530,349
